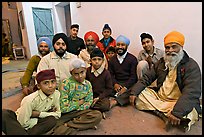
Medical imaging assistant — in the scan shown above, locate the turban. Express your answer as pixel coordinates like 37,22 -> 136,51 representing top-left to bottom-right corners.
90,48 -> 104,58
69,58 -> 86,72
103,24 -> 112,32
52,33 -> 69,47
116,35 -> 130,46
164,31 -> 185,46
37,37 -> 52,49
84,31 -> 99,44
36,69 -> 56,84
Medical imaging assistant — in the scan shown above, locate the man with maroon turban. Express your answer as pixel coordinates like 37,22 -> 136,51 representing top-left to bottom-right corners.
129,31 -> 202,132
37,33 -> 77,88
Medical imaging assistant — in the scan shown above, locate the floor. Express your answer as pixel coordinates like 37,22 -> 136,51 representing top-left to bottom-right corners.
1,58 -> 202,135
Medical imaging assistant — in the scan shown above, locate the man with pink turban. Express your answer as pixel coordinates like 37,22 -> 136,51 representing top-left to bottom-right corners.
78,31 -> 108,68
129,31 -> 202,132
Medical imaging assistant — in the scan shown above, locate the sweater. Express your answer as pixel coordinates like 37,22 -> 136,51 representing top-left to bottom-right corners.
108,52 -> 138,88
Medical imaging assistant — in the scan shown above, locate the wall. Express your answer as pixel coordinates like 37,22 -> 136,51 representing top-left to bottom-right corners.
70,2 -> 202,73
2,2 -> 22,48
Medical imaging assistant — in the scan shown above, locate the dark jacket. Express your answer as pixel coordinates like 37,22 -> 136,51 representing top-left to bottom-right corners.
131,50 -> 202,118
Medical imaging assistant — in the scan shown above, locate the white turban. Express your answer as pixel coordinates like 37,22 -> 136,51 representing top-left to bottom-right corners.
69,58 -> 86,72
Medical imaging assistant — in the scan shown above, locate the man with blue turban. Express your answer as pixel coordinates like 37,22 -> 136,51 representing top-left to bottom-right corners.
108,35 -> 138,108
21,37 -> 52,96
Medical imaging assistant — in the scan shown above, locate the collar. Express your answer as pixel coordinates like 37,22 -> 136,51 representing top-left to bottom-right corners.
38,89 -> 54,100
117,51 -> 128,59
91,65 -> 104,77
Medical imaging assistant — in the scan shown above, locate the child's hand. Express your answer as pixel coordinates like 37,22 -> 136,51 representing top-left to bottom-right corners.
31,110 -> 40,118
48,106 -> 57,112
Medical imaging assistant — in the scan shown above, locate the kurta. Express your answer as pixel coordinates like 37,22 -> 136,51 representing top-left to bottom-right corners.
37,51 -> 77,87
15,89 -> 61,130
136,67 -> 199,131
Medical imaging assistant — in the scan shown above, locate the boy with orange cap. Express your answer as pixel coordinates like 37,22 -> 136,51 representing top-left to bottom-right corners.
129,31 -> 202,132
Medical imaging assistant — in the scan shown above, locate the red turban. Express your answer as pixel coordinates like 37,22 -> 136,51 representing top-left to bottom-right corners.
84,31 -> 99,44
36,69 -> 56,84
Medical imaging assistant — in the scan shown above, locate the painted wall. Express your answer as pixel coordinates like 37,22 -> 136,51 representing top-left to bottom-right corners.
70,2 -> 202,73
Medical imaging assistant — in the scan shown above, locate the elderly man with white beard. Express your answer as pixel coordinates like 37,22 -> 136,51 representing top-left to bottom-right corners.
129,31 -> 202,132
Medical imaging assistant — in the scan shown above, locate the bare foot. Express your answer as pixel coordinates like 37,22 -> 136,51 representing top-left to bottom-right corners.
110,99 -> 117,109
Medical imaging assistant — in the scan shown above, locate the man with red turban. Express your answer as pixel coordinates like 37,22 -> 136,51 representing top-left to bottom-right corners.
79,31 -> 108,68
129,31 -> 202,132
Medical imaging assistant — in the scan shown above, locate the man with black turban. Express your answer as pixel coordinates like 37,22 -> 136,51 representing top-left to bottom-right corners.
37,33 -> 77,88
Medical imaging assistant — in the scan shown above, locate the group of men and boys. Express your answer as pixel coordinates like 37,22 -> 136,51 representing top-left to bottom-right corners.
2,23 -> 202,135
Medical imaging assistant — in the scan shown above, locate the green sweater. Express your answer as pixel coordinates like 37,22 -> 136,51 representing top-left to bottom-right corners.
59,76 -> 93,113
21,55 -> 41,87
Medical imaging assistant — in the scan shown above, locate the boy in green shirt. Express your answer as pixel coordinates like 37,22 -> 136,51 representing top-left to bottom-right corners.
57,58 -> 102,133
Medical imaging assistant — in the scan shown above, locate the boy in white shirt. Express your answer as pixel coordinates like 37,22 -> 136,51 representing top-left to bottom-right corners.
2,69 -> 61,135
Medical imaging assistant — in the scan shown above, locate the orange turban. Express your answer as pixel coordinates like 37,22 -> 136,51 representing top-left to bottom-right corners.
164,31 -> 185,46
84,31 -> 99,44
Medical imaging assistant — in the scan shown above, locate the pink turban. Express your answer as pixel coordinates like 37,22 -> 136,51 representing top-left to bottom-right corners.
84,31 -> 99,44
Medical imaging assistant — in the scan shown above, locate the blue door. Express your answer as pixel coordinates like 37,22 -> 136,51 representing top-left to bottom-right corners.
32,8 -> 54,51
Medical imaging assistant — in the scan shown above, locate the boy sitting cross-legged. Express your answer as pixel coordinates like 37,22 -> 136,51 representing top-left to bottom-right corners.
57,58 -> 102,133
2,69 -> 61,135
86,48 -> 113,115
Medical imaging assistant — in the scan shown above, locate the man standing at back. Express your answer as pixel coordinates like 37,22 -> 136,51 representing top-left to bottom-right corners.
66,24 -> 86,55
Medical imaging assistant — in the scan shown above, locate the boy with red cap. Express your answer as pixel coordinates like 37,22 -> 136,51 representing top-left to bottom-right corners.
2,69 -> 61,135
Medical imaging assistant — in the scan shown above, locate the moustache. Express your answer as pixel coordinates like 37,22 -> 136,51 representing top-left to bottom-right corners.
166,52 -> 178,56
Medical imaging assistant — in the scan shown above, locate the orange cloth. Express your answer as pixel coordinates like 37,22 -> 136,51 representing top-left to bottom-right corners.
164,31 -> 185,46
84,31 -> 99,44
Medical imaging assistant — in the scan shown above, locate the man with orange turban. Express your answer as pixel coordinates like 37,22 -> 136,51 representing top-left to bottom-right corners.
129,31 -> 201,132
79,31 -> 108,68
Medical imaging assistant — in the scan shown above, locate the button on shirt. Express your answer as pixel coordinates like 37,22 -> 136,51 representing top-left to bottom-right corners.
15,90 -> 61,130
138,47 -> 164,65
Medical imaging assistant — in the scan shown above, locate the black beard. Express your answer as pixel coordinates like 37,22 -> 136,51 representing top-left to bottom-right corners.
116,48 -> 127,56
54,48 -> 66,58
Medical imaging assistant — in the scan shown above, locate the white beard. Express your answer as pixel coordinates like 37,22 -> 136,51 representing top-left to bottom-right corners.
164,48 -> 184,70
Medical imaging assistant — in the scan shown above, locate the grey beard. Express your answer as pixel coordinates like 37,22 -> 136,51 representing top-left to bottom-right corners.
164,49 -> 184,70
